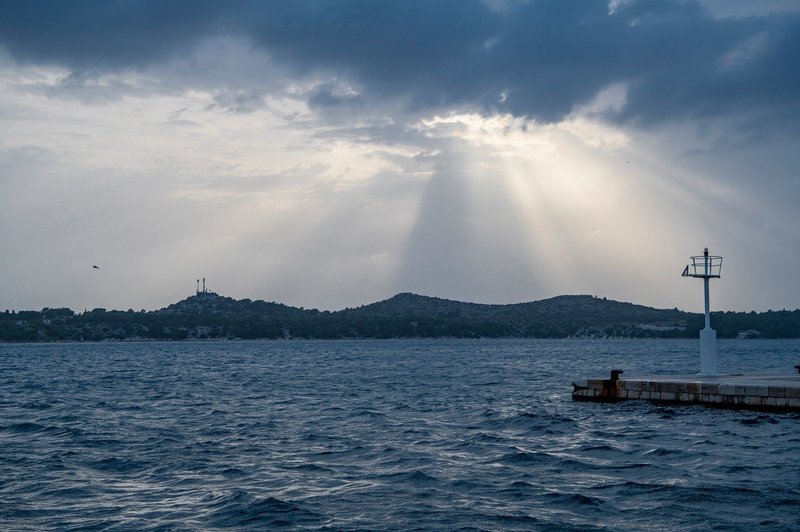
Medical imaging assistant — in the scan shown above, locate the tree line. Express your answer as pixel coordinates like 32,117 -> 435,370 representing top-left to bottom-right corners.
1,292 -> 798,342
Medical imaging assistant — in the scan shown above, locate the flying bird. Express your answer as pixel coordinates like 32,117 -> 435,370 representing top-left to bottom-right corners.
93,265 -> 100,269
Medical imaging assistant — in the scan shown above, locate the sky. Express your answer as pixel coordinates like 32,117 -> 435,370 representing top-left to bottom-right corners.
1,0 -> 799,313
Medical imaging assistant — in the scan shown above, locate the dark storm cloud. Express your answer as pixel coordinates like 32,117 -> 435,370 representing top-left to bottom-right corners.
0,0 -> 230,68
1,0 -> 797,126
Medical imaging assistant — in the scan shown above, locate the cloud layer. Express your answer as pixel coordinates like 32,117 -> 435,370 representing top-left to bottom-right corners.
2,1 -> 798,127
1,1 -> 798,312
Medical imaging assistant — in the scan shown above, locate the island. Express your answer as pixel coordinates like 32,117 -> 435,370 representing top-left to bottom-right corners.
1,292 -> 798,342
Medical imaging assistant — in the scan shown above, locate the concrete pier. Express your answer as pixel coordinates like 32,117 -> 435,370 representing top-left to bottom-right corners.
572,371 -> 800,412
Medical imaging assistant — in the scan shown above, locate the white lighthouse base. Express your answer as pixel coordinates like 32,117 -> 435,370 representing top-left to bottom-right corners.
699,328 -> 719,376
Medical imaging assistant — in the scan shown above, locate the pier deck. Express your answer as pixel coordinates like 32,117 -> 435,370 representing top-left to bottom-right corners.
572,372 -> 800,412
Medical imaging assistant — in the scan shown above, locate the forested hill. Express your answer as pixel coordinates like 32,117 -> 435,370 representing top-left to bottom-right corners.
1,292 -> 798,342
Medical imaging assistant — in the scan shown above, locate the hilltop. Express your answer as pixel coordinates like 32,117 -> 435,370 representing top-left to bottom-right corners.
1,292 -> 798,342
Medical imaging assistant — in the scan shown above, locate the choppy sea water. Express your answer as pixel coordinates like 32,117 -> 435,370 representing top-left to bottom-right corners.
1,339 -> 799,530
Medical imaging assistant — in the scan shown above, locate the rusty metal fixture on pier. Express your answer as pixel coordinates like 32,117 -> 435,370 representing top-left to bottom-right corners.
573,369 -> 625,402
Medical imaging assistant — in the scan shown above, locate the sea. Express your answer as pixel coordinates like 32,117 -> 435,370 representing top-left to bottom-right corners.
1,339 -> 799,530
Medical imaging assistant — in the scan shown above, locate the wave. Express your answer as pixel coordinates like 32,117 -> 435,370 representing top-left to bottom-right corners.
2,339 -> 800,530
379,470 -> 439,484
201,491 -> 323,528
87,456 -> 148,473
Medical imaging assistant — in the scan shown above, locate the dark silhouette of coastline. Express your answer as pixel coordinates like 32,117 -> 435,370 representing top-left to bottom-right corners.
1,292 -> 798,342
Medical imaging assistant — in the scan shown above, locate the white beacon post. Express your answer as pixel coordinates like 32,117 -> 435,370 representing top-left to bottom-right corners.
682,247 -> 723,375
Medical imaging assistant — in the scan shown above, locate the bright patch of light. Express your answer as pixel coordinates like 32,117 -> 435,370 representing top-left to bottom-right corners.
575,82 -> 628,115
415,112 -> 629,156
607,0 -> 635,15
407,108 -> 733,307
